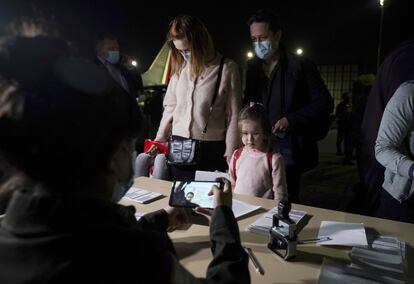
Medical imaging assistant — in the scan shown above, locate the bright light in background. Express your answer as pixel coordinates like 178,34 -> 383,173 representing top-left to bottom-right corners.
379,0 -> 385,6
246,51 -> 254,59
131,60 -> 137,67
296,48 -> 303,55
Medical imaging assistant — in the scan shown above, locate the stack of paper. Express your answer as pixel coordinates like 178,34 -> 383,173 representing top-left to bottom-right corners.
124,187 -> 163,204
318,235 -> 407,284
370,235 -> 406,261
247,206 -> 307,236
349,235 -> 406,283
318,257 -> 404,284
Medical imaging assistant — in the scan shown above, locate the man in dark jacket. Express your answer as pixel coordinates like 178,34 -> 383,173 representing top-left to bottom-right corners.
0,35 -> 249,283
245,9 -> 333,203
358,40 -> 414,215
94,35 -> 148,152
94,34 -> 143,99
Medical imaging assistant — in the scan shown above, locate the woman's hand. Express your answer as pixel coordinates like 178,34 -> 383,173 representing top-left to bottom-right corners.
146,144 -> 159,157
164,206 -> 192,232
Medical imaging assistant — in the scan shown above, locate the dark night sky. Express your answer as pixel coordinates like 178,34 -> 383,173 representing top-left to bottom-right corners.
0,0 -> 413,74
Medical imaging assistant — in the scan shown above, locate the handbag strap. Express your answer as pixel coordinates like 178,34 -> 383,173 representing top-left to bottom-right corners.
202,55 -> 225,135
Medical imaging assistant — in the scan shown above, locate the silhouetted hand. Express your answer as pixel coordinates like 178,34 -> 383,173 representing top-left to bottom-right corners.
272,117 -> 290,135
164,206 -> 192,232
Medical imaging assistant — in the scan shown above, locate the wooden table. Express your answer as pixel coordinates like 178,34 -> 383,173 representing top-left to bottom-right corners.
120,177 -> 414,283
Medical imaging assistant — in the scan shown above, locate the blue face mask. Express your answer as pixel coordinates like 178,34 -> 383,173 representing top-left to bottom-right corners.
253,40 -> 273,60
111,151 -> 136,203
107,50 -> 120,64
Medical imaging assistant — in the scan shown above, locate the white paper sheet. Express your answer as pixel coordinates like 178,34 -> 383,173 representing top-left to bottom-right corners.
317,221 -> 368,247
134,212 -> 144,221
247,207 -> 307,236
124,186 -> 163,204
194,170 -> 230,181
232,199 -> 261,219
186,199 -> 261,226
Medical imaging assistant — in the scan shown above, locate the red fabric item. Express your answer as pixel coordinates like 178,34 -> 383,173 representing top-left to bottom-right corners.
143,139 -> 169,154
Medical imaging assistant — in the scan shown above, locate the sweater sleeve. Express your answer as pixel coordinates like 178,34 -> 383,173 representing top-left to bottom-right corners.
272,153 -> 288,202
155,75 -> 178,141
224,61 -> 242,157
375,82 -> 414,177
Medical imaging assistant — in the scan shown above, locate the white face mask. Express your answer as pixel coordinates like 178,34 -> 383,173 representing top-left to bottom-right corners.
253,40 -> 273,60
111,151 -> 136,203
180,50 -> 191,62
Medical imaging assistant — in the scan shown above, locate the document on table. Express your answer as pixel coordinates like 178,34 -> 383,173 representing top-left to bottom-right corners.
349,235 -> 407,277
135,212 -> 144,221
317,221 -> 368,247
124,186 -> 163,204
189,199 -> 261,226
194,170 -> 230,181
247,206 -> 307,236
232,199 -> 261,219
318,257 -> 404,284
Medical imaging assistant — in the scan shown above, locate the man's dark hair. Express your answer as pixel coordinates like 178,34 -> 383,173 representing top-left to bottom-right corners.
341,92 -> 350,101
94,33 -> 118,48
0,36 -> 141,192
247,9 -> 281,33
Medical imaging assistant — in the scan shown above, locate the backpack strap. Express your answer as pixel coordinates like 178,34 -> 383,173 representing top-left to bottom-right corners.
267,152 -> 273,174
232,147 -> 244,182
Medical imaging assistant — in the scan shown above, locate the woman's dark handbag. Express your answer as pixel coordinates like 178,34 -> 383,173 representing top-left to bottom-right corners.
167,136 -> 199,166
167,56 -> 225,166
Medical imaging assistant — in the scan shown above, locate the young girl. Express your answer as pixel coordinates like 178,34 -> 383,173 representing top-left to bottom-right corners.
230,104 -> 288,203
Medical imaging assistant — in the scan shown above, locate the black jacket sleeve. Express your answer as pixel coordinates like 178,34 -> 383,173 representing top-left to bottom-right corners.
137,209 -> 176,255
285,59 -> 334,133
204,205 -> 250,284
137,209 -> 169,231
